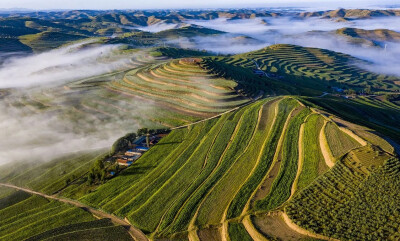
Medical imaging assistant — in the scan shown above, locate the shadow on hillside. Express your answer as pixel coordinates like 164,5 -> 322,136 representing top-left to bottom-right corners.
155,141 -> 182,145
119,166 -> 156,176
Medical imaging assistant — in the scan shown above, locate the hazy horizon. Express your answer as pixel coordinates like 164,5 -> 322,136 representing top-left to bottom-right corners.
0,0 -> 399,11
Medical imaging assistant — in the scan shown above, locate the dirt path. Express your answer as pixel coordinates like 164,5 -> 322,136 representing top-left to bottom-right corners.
188,229 -> 201,241
319,120 -> 335,168
338,127 -> 367,146
281,212 -> 338,241
220,221 -> 229,241
289,122 -> 305,201
250,105 -> 297,204
0,183 -> 148,241
171,91 -> 264,130
240,99 -> 280,215
242,215 -> 269,241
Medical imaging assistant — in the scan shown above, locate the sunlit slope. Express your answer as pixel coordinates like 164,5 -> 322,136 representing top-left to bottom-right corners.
77,97 -> 396,240
304,95 -> 400,143
3,53 -> 254,139
0,149 -> 113,199
0,188 -> 132,241
336,27 -> 400,46
211,44 -> 399,93
107,58 -> 251,118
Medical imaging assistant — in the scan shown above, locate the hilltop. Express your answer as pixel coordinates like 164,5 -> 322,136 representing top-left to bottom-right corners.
336,27 -> 400,46
299,8 -> 400,19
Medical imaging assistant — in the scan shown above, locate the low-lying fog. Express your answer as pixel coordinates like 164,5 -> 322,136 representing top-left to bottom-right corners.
0,42 -> 154,165
0,41 -> 131,88
174,16 -> 400,76
135,15 -> 400,76
1,13 -> 400,166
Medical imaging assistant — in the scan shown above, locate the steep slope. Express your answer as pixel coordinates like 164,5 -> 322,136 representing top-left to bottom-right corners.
72,97 -> 396,240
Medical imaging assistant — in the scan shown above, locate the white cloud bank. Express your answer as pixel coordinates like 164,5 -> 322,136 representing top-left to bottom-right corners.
0,42 -> 130,88
184,17 -> 400,76
0,42 -> 155,165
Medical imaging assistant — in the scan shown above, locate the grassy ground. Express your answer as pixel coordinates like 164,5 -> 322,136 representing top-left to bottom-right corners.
297,114 -> 328,190
0,192 -> 133,241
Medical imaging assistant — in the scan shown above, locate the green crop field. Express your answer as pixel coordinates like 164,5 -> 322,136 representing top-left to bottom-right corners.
0,193 -> 132,241
2,12 -> 400,240
0,95 -> 385,241
207,44 -> 400,95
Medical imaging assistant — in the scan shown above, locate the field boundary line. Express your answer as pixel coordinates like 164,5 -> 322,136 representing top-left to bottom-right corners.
281,211 -> 338,241
171,91 -> 264,130
0,183 -> 148,241
153,116 -> 229,236
289,122 -> 305,201
319,120 -> 335,168
241,98 -> 281,215
249,101 -> 298,206
242,215 -> 268,241
158,114 -> 233,236
188,111 -> 246,232
338,127 -> 367,146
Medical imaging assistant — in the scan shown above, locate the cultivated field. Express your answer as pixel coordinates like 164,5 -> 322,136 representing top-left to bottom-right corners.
0,189 -> 132,241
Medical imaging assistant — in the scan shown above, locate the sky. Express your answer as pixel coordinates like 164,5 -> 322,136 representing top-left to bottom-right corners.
0,0 -> 399,10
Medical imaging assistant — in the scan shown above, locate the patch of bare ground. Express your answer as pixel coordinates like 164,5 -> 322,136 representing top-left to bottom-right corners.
242,215 -> 269,241
281,212 -> 338,241
198,227 -> 222,241
252,212 -> 309,241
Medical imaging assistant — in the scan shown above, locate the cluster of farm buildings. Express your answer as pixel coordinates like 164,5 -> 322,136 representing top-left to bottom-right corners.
116,134 -> 167,166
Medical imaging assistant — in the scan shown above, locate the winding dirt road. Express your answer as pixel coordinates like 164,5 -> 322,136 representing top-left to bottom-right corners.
0,183 -> 148,241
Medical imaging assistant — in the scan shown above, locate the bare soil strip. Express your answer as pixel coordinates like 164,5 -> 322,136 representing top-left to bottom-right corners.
289,122 -> 305,201
220,221 -> 229,241
251,106 -> 298,203
242,215 -> 269,241
338,127 -> 367,146
319,120 -> 335,168
241,99 -> 280,215
0,183 -> 148,241
281,212 -> 338,241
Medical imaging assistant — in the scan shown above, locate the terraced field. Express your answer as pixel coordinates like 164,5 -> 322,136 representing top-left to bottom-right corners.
4,54 -> 254,134
286,146 -> 398,240
51,96 -> 395,241
211,44 -> 400,93
2,46 -> 400,241
0,188 -> 132,241
107,58 -> 251,119
0,149 -> 108,198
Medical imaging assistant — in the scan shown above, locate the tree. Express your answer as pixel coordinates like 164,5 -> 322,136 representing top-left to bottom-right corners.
364,86 -> 372,95
345,89 -> 356,95
87,171 -> 95,185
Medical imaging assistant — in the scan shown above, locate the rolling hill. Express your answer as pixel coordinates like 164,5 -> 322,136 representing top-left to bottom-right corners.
0,186 -> 133,241
213,44 -> 400,93
1,7 -> 400,239
0,96 -> 397,240
336,27 -> 400,46
299,8 -> 400,19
